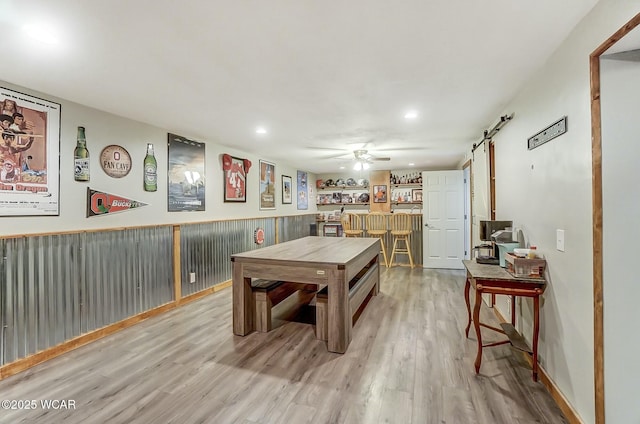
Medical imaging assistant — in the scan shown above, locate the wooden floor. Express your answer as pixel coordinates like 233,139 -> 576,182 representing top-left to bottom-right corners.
0,267 -> 567,424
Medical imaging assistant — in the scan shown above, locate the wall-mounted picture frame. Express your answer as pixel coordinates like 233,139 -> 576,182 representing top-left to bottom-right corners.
223,155 -> 247,202
281,175 -> 292,204
259,160 -> 275,210
0,87 -> 61,216
167,133 -> 205,212
412,188 -> 423,202
373,185 -> 387,203
297,170 -> 308,210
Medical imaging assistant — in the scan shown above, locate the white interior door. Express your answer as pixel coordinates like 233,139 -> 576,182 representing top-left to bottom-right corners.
422,170 -> 465,269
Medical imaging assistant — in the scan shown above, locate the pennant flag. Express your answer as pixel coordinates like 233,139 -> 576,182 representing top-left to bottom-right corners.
86,188 -> 148,217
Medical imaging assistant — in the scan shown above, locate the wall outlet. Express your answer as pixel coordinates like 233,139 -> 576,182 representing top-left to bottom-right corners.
189,272 -> 196,283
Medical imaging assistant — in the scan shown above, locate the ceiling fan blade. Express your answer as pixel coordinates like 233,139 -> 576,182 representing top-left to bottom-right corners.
371,157 -> 391,161
306,146 -> 350,152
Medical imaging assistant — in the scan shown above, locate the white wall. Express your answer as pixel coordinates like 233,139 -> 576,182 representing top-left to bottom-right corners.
490,2 -> 640,423
0,80 -> 315,237
601,55 -> 640,424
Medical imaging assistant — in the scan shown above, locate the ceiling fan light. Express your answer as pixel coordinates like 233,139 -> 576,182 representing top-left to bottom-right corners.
363,162 -> 370,170
353,162 -> 362,171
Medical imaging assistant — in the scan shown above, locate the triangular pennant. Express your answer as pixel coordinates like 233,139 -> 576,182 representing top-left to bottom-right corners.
86,188 -> 149,217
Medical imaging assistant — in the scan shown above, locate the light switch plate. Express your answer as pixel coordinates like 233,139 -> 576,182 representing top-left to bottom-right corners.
189,272 -> 196,283
556,229 -> 565,252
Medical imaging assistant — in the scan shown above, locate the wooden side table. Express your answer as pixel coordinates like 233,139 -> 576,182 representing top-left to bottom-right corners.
462,260 -> 546,381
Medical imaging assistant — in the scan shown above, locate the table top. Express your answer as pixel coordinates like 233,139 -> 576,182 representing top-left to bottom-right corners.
231,236 -> 379,266
462,259 -> 546,285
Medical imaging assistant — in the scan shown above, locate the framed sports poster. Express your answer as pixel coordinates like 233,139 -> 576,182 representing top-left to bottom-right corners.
281,175 -> 292,204
259,160 -> 275,210
167,133 -> 205,212
0,87 -> 61,216
297,170 -> 308,210
223,154 -> 246,202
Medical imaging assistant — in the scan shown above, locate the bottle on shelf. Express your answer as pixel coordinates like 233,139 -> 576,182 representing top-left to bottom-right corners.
143,143 -> 157,192
74,126 -> 90,182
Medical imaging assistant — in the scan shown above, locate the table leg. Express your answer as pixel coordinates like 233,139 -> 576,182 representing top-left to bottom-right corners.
232,261 -> 253,336
473,287 -> 483,374
327,269 -> 350,353
464,278 -> 471,337
532,295 -> 540,382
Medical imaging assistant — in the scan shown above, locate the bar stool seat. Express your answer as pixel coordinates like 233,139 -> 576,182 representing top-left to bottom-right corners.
340,213 -> 363,237
389,213 -> 414,268
366,212 -> 389,267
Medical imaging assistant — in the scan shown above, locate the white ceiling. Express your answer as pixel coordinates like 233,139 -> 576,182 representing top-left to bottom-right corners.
0,0 -> 598,174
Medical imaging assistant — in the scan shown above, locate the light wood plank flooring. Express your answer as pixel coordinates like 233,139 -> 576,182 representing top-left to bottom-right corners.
0,267 -> 567,424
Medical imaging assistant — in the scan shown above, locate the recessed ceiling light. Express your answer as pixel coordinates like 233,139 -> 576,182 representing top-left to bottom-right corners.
255,127 -> 267,135
408,163 -> 415,166
404,110 -> 418,120
339,166 -> 345,170
23,23 -> 59,45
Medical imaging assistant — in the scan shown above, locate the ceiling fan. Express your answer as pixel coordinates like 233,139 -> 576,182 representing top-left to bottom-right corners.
352,149 -> 390,170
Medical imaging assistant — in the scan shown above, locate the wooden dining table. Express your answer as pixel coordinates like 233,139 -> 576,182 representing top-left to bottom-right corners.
231,236 -> 380,353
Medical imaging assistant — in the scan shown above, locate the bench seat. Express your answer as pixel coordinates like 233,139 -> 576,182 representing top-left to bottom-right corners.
315,260 -> 379,341
252,279 -> 316,332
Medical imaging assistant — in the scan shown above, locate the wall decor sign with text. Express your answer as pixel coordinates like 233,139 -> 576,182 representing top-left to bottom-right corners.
0,86 -> 61,216
86,188 -> 148,217
167,133 -> 205,212
100,145 -> 131,178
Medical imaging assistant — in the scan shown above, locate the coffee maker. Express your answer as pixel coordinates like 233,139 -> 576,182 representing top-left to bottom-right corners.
475,220 -> 513,265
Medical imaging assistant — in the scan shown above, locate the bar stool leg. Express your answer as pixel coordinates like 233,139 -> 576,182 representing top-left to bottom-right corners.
379,235 -> 389,267
405,235 -> 414,268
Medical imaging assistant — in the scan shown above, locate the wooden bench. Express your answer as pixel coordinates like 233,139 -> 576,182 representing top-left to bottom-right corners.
252,279 -> 316,332
315,259 -> 380,341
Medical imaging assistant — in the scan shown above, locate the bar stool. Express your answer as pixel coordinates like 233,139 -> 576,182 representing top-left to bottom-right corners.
366,212 -> 389,267
389,213 -> 414,268
340,213 -> 363,237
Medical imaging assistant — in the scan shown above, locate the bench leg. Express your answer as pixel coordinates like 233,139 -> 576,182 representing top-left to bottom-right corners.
254,292 -> 272,332
316,297 -> 328,341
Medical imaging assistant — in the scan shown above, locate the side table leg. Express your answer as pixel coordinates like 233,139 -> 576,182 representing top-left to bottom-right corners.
464,278 -> 471,337
473,287 -> 483,374
532,295 -> 540,382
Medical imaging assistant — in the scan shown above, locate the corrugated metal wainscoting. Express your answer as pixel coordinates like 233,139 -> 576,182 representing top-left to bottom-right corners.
0,227 -> 174,367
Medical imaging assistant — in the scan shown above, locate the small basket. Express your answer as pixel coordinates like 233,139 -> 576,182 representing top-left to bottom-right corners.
504,253 -> 546,278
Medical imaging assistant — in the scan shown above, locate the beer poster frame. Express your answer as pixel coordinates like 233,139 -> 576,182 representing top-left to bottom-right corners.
0,86 -> 61,217
167,133 -> 205,212
259,159 -> 275,210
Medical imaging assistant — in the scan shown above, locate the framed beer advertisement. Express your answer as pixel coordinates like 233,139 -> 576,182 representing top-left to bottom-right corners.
281,175 -> 292,204
223,155 -> 247,202
167,133 -> 205,212
259,160 -> 275,210
0,87 -> 61,216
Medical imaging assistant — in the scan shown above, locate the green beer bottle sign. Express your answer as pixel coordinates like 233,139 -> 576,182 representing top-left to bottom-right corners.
74,126 -> 90,181
143,143 -> 157,191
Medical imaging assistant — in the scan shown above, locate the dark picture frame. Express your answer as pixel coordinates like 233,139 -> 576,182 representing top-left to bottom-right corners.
412,188 -> 423,202
373,184 -> 387,203
224,155 -> 247,202
259,160 -> 275,210
281,175 -> 292,204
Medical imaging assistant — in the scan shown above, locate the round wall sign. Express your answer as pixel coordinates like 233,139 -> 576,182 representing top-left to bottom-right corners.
254,228 -> 265,245
100,145 -> 132,178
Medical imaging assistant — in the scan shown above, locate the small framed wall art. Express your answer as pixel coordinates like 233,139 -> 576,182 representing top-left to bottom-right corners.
282,175 -> 292,204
